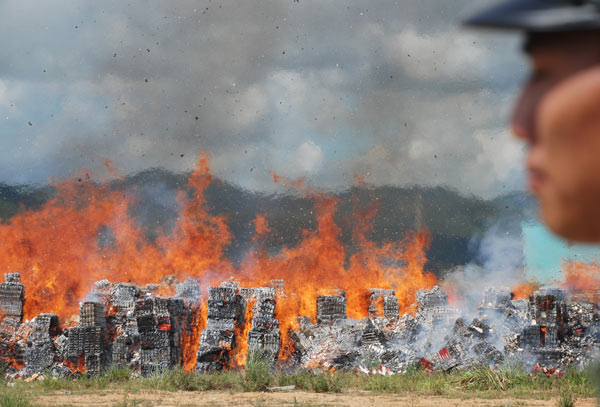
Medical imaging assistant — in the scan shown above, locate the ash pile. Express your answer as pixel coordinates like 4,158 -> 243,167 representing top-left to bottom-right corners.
0,274 -> 201,379
290,285 -> 600,373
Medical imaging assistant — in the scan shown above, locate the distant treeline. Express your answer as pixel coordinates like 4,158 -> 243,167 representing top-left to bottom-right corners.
0,169 -> 534,276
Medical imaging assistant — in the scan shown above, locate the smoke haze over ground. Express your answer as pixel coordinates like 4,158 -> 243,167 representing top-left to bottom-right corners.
1,0 -> 526,197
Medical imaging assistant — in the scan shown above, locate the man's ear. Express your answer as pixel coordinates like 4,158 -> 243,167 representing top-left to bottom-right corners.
538,66 -> 600,137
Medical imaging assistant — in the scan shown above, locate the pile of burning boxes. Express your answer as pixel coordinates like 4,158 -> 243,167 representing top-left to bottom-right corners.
0,274 -> 201,378
195,281 -> 282,372
244,286 -> 281,362
1,271 -> 600,378
195,282 -> 247,373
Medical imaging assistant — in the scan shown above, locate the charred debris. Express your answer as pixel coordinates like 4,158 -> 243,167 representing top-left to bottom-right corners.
0,273 -> 598,379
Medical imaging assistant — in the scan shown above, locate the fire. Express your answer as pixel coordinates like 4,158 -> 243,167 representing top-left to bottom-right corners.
181,303 -> 205,372
561,259 -> 600,295
0,153 -> 436,369
373,296 -> 385,317
0,154 -> 232,323
512,281 -> 538,300
231,298 -> 255,367
238,176 -> 436,359
252,215 -> 271,241
64,355 -> 85,374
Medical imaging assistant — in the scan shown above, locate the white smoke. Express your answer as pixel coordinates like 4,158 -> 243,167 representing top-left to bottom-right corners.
443,220 -> 526,319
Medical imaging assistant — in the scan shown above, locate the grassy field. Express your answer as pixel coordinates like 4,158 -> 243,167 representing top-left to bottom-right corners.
0,355 -> 596,407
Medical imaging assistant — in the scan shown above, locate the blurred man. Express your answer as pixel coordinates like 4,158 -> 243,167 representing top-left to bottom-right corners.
465,1 -> 600,243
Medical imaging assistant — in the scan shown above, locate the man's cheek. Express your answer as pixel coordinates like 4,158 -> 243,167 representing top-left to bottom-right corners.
539,67 -> 600,146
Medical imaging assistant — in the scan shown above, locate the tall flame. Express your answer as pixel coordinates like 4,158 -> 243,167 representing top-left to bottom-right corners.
0,154 -> 436,368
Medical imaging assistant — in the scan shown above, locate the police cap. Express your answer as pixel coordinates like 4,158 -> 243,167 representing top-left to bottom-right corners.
465,0 -> 600,31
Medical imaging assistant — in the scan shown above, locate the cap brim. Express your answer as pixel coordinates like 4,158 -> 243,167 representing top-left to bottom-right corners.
464,0 -> 600,31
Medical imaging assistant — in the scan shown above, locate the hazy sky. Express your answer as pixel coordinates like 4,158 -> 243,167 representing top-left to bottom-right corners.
0,0 -> 528,197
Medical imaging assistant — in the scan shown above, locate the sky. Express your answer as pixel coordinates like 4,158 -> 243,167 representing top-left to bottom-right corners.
523,221 -> 600,283
0,0 -> 529,197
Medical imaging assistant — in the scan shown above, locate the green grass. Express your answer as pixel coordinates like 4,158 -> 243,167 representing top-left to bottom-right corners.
243,350 -> 274,391
0,389 -> 31,407
1,364 -> 596,401
557,390 -> 576,407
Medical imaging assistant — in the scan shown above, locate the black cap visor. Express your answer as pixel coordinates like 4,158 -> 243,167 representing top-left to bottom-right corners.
464,0 -> 600,31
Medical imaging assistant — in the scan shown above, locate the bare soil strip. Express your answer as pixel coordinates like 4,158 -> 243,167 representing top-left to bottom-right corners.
32,390 -> 597,407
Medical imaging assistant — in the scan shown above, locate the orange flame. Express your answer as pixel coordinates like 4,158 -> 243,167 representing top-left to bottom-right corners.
0,154 -> 436,368
512,281 -> 538,300
238,175 -> 436,359
252,215 -> 271,242
561,260 -> 600,294
181,302 -> 205,372
64,355 -> 86,374
0,154 -> 233,322
231,298 -> 255,368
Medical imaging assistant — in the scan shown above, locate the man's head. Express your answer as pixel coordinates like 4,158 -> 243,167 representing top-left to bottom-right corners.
514,30 -> 600,242
466,1 -> 600,242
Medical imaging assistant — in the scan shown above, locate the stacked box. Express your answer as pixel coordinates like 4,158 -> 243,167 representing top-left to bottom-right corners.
480,287 -> 512,310
416,286 -> 447,311
383,295 -> 400,319
106,284 -> 140,370
136,297 -> 168,375
25,337 -> 54,372
196,284 -> 247,373
175,279 -> 202,304
394,314 -> 422,342
0,318 -> 18,341
4,273 -> 20,284
0,273 -> 25,322
316,294 -> 347,324
67,302 -> 107,375
269,280 -> 285,297
472,341 -> 504,364
32,314 -> 58,337
415,286 -> 460,329
87,280 -> 111,304
530,287 -> 568,327
519,325 -> 558,348
24,314 -> 59,373
361,318 -> 384,345
67,326 -> 105,357
368,289 -> 399,319
247,288 -> 280,361
111,333 -> 134,367
109,284 -> 138,312
511,287 -> 567,362
417,306 -> 461,329
80,302 -> 106,328
135,297 -> 186,376
140,347 -> 172,376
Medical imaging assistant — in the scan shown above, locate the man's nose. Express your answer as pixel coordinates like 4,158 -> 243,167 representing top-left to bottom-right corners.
511,85 -> 539,145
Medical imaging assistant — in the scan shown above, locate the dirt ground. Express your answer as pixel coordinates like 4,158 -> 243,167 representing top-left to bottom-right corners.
32,390 -> 597,407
